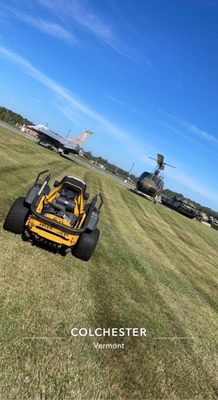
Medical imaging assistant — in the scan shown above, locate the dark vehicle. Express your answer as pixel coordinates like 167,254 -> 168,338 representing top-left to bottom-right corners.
3,170 -> 103,261
161,195 -> 198,219
211,219 -> 218,230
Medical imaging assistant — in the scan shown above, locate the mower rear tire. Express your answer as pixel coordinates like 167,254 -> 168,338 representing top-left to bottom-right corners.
72,229 -> 100,261
3,197 -> 29,234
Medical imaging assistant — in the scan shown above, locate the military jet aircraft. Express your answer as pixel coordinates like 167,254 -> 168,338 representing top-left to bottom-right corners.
27,124 -> 93,156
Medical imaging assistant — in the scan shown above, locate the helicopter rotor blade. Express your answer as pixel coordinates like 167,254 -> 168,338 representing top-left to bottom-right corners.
148,157 -> 157,161
148,154 -> 176,169
163,162 -> 176,168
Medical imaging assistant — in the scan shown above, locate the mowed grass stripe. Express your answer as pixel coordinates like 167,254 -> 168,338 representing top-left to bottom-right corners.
85,174 -> 217,398
0,126 -> 217,399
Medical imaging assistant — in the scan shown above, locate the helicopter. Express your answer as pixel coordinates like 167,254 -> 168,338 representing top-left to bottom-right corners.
130,154 -> 175,201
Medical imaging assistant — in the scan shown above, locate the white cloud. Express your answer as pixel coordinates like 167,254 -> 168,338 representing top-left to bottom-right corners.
37,0 -> 113,40
161,122 -> 192,141
106,95 -> 137,112
158,109 -> 218,145
106,95 -> 125,106
3,7 -> 76,44
53,103 -> 85,129
25,17 -> 76,44
36,0 -> 145,63
184,122 -> 218,144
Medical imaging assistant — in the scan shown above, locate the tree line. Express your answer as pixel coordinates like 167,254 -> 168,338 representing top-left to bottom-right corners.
85,151 -> 137,182
0,106 -> 32,126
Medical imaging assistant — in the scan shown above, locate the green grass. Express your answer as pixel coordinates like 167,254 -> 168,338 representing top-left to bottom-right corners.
0,126 -> 217,400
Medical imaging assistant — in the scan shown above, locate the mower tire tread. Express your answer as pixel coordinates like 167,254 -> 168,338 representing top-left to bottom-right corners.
3,197 -> 29,234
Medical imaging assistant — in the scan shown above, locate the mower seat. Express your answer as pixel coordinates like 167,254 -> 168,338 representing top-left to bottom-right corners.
52,187 -> 78,213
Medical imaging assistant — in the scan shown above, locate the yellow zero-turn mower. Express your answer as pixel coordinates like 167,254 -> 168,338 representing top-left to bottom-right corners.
3,170 -> 103,261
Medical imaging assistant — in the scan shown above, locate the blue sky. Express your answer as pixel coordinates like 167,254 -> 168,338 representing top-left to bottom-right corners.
0,0 -> 218,209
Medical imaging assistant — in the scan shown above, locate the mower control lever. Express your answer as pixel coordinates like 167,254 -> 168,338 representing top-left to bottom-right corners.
98,193 -> 104,210
35,170 -> 50,185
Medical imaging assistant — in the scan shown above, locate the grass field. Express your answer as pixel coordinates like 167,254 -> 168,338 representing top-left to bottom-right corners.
0,126 -> 217,400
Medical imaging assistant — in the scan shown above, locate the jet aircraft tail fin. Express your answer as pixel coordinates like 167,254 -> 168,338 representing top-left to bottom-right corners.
67,130 -> 93,146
